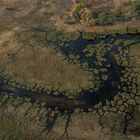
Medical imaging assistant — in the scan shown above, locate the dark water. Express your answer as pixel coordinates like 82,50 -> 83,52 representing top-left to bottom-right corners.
50,34 -> 140,67
0,33 -> 140,109
47,33 -> 140,107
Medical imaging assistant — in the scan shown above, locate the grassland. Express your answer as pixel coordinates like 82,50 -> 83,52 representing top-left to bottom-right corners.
0,0 -> 140,34
0,106 -> 140,140
0,30 -> 93,96
0,0 -> 140,140
130,43 -> 140,91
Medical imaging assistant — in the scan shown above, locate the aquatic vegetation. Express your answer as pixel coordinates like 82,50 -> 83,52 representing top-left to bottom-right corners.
0,0 -> 140,139
82,32 -> 96,40
68,53 -> 81,64
127,27 -> 139,34
83,44 -> 95,56
46,31 -> 81,42
0,31 -> 140,139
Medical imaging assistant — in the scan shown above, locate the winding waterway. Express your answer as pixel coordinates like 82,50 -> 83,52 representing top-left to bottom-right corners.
0,33 -> 140,111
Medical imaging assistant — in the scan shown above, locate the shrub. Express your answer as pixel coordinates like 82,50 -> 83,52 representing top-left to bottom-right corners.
130,0 -> 140,19
72,0 -> 89,22
72,5 -> 81,21
63,14 -> 75,24
95,13 -> 113,25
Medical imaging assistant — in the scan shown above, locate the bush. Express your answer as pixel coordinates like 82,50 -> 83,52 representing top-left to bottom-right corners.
72,0 -> 89,22
72,5 -> 81,21
95,13 -> 113,25
130,0 -> 140,19
63,15 -> 75,24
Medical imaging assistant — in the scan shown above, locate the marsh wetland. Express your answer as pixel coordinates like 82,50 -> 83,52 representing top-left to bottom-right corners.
0,0 -> 140,140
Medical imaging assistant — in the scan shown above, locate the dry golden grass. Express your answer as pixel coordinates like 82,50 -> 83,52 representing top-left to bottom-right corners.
0,0 -> 139,35
4,46 -> 93,93
130,43 -> 140,90
0,109 -> 111,140
1,107 -> 139,140
54,0 -> 140,33
0,30 -> 93,94
62,20 -> 140,33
